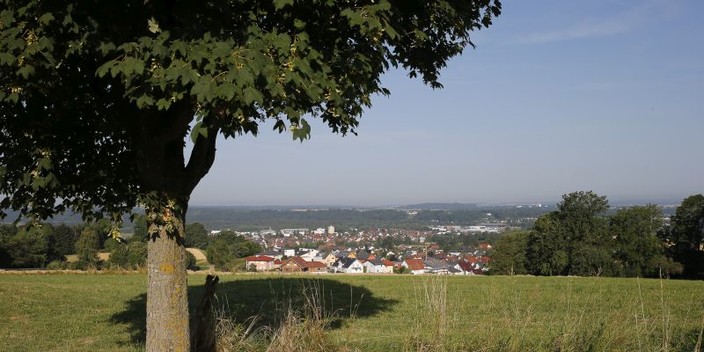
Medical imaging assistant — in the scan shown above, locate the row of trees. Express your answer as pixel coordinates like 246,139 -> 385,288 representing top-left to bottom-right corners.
0,216 -> 262,271
0,221 -> 108,269
490,192 -> 704,279
0,219 -> 152,270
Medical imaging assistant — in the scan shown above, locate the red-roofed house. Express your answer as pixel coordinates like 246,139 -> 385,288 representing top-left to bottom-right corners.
281,256 -> 328,273
382,259 -> 395,268
457,260 -> 476,275
305,260 -> 328,273
402,258 -> 426,275
281,256 -> 308,272
245,255 -> 277,272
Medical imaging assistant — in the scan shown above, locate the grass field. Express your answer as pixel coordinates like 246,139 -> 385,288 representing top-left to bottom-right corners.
1,273 -> 703,351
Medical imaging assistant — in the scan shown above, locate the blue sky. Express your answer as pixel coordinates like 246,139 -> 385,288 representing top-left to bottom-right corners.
190,0 -> 704,206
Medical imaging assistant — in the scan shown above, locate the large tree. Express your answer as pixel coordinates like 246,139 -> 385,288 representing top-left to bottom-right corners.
610,204 -> 665,277
0,1 -> 501,350
661,194 -> 704,279
526,212 -> 569,275
525,191 -> 612,276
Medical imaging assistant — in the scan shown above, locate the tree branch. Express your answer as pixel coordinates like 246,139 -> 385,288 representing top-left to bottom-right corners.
184,124 -> 218,195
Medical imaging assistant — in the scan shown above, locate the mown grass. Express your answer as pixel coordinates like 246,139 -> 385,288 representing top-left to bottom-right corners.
0,273 -> 703,351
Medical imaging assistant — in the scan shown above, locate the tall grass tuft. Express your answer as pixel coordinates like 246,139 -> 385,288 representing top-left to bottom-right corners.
211,299 -> 260,352
405,276 -> 456,352
211,279 -> 351,352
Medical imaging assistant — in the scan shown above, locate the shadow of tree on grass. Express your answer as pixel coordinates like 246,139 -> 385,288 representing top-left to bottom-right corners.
110,293 -> 146,346
110,276 -> 398,347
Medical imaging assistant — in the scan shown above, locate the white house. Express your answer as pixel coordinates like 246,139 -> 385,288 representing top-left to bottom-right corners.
283,249 -> 296,257
244,255 -> 277,271
332,258 -> 364,274
298,249 -> 320,261
363,259 -> 394,274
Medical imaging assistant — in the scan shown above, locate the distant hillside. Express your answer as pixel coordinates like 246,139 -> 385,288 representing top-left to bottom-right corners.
2,204 -> 554,232
184,205 -> 554,231
399,202 -> 478,210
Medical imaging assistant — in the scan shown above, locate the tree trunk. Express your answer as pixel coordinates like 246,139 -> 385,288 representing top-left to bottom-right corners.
132,101 -> 218,351
146,202 -> 190,352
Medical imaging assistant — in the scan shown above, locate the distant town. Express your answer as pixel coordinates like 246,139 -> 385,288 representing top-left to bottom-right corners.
216,223 -> 497,275
183,200 -> 679,276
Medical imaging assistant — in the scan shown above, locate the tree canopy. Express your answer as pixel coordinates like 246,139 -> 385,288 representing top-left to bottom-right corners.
0,0 -> 501,223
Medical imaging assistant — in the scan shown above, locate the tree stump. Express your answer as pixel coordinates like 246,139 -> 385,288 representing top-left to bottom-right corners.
191,274 -> 219,352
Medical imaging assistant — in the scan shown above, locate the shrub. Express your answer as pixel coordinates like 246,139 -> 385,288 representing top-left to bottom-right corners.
127,241 -> 147,268
108,241 -> 147,270
109,243 -> 131,269
103,238 -> 121,252
68,260 -> 89,270
207,232 -> 261,270
75,228 -> 100,266
46,260 -> 66,270
186,251 -> 197,271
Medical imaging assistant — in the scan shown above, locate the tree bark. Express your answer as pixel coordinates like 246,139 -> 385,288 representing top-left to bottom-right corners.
146,201 -> 190,352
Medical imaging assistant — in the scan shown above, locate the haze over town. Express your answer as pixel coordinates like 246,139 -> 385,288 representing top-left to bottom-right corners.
190,0 -> 703,207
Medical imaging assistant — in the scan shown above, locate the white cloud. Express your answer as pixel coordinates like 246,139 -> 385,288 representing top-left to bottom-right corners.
517,0 -> 678,44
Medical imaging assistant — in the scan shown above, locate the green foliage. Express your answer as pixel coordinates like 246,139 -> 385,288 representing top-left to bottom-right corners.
488,230 -> 528,275
50,223 -> 79,257
206,231 -> 262,270
525,191 -> 612,276
75,227 -> 100,266
0,222 -> 83,268
570,244 -> 614,276
610,205 -> 666,277
428,231 -> 503,252
0,224 -> 17,267
661,194 -> 704,279
131,214 -> 148,242
3,224 -> 51,268
185,250 -> 197,271
103,237 -> 121,252
45,259 -> 66,270
526,213 -> 568,275
184,222 -> 209,249
505,192 -> 703,279
108,244 -> 130,269
109,241 -> 147,270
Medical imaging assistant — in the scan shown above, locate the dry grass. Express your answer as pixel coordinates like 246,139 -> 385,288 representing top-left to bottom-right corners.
211,279 -> 353,352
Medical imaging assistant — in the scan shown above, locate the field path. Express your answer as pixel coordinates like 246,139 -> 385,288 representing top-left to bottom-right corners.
186,248 -> 207,261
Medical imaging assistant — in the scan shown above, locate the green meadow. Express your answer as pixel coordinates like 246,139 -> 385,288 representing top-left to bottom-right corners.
1,273 -> 703,352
